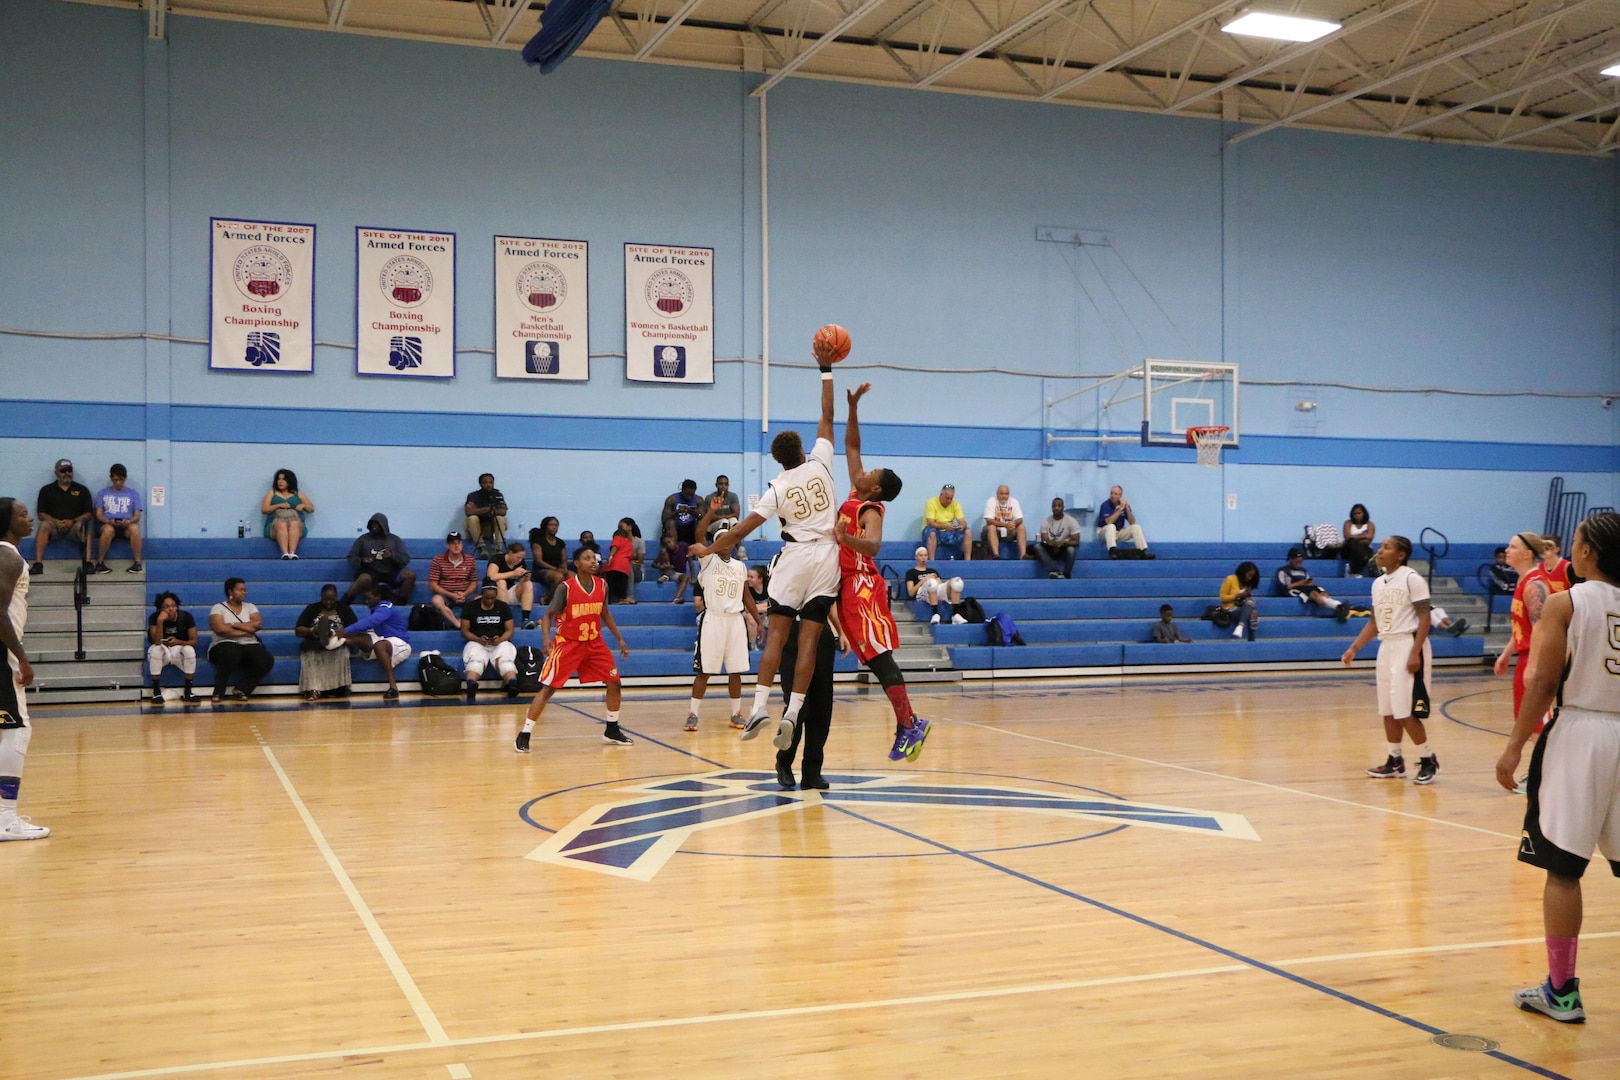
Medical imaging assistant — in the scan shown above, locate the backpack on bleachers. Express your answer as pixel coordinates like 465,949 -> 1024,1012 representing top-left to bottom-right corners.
513,645 -> 545,693
408,602 -> 449,631
957,596 -> 986,624
985,612 -> 1025,647
1303,523 -> 1343,557
417,652 -> 461,696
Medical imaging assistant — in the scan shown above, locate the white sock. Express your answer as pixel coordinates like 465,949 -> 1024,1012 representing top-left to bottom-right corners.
522,719 -> 536,734
785,692 -> 805,723
606,710 -> 620,725
753,683 -> 770,712
1388,742 -> 1403,758
1413,742 -> 1431,760
1232,624 -> 1244,637
730,698 -> 742,717
689,697 -> 701,716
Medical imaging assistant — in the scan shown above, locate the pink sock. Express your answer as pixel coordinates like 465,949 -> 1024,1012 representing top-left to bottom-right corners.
1547,935 -> 1578,988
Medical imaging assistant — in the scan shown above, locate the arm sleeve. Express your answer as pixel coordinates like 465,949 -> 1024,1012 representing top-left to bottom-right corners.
344,607 -> 387,635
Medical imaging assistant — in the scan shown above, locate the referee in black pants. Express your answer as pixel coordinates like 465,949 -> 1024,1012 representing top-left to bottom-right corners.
775,616 -> 836,790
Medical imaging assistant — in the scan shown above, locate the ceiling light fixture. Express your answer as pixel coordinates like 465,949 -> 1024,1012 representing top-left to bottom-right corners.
1222,12 -> 1341,43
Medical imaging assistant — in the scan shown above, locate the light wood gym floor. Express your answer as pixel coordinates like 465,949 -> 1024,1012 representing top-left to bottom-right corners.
3,669 -> 1615,1079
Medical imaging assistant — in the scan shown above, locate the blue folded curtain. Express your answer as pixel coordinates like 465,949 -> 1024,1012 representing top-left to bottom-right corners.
522,0 -> 613,74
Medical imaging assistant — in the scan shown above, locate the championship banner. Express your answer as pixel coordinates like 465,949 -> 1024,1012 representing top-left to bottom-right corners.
210,218 -> 315,372
624,243 -> 713,384
494,236 -> 589,380
356,227 -> 456,378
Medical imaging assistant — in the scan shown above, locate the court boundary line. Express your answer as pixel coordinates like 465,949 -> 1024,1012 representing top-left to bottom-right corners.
955,718 -> 1520,840
249,726 -> 449,1046
50,926 -> 1610,1080
825,802 -> 1571,1080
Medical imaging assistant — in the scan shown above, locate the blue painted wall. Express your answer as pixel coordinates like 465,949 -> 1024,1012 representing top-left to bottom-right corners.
1,0 -> 1615,549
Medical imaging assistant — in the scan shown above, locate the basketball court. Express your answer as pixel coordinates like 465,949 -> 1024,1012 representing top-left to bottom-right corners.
6,670 -> 1613,1079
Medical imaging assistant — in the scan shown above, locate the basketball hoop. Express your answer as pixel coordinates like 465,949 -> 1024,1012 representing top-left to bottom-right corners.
1186,426 -> 1229,468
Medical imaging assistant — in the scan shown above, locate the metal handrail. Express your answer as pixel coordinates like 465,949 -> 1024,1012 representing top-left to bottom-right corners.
72,563 -> 88,661
1418,527 -> 1449,587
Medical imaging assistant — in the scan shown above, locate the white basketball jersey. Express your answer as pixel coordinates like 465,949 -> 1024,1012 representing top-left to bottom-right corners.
0,540 -> 27,637
755,437 -> 837,543
1560,580 -> 1620,714
1372,564 -> 1428,638
696,553 -> 747,616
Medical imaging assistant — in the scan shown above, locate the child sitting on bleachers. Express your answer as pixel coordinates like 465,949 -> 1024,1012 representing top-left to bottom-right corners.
1150,604 -> 1191,643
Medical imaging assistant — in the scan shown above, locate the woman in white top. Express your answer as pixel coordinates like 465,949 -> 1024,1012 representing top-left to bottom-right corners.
208,577 -> 274,701
1340,535 -> 1438,784
1496,512 -> 1620,1024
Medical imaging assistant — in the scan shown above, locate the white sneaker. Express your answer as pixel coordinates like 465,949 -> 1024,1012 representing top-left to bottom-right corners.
1232,624 -> 1244,638
951,614 -> 967,625
773,715 -> 798,751
740,708 -> 772,741
0,812 -> 50,841
929,614 -> 940,624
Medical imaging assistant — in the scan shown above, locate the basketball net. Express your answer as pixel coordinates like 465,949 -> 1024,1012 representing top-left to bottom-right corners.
1187,426 -> 1228,468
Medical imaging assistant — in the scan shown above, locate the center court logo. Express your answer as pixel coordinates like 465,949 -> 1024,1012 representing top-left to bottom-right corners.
522,770 -> 1258,881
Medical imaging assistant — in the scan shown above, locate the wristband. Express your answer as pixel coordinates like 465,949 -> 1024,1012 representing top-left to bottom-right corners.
819,365 -> 833,375
820,371 -> 833,381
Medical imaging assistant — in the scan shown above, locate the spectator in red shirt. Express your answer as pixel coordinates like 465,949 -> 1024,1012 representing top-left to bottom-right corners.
427,532 -> 481,630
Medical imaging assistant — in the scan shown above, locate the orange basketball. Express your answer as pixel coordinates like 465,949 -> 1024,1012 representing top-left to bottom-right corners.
812,324 -> 851,364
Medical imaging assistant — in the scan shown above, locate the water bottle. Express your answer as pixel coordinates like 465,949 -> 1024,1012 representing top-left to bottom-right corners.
237,519 -> 247,539
201,521 -> 208,534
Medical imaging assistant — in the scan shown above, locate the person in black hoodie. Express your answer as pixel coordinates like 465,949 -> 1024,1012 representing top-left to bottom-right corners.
344,513 -> 415,603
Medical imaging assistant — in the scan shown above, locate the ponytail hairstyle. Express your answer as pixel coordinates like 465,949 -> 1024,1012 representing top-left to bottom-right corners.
1577,513 -> 1620,583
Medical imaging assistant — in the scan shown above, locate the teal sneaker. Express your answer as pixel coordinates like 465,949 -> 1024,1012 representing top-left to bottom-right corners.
1515,978 -> 1585,1023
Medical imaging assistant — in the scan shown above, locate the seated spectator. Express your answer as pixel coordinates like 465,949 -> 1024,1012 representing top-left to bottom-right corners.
574,531 -> 601,559
652,541 -> 675,584
261,468 -> 314,560
427,531 -> 481,630
1219,562 -> 1261,641
294,584 -> 359,701
1151,604 -> 1192,643
1096,484 -> 1153,559
344,513 -> 415,604
32,458 -> 93,574
1276,547 -> 1350,622
1034,497 -> 1080,579
460,582 -> 519,697
487,541 -> 537,627
208,577 -> 275,702
528,517 -> 568,601
664,479 -> 703,603
922,484 -> 969,561
343,584 -> 411,700
706,475 -> 741,540
747,565 -> 770,642
1488,546 -> 1519,595
982,485 -> 1027,560
621,517 -> 647,584
146,591 -> 199,705
604,523 -> 636,604
1429,605 -> 1469,637
463,473 -> 508,558
907,547 -> 967,625
93,463 -> 144,574
1342,503 -> 1375,576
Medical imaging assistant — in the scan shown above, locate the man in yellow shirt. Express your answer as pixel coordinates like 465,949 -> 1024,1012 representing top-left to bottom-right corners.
922,484 -> 970,561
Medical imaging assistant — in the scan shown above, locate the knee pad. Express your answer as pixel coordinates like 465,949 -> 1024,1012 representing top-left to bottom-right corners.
866,651 -> 904,688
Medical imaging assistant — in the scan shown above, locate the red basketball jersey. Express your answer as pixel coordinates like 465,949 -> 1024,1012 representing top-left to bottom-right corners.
1510,565 -> 1569,656
838,495 -> 883,576
554,574 -> 606,642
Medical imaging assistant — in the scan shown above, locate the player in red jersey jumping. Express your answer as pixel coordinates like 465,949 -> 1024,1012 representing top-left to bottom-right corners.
515,548 -> 632,753
835,383 -> 930,761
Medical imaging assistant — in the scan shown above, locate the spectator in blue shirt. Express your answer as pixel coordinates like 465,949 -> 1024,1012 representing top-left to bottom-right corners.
93,463 -> 144,574
343,584 -> 413,700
